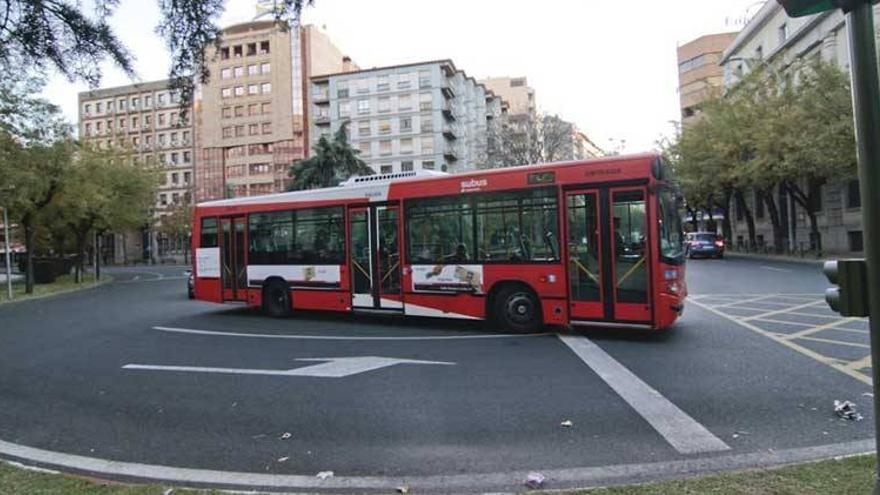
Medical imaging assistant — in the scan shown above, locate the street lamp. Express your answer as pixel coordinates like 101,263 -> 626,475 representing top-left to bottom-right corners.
0,186 -> 14,301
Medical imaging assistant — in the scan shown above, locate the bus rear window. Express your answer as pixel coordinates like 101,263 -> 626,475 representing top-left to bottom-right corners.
200,218 -> 218,247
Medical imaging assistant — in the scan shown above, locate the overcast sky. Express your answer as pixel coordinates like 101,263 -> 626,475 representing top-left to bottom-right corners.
42,0 -> 766,153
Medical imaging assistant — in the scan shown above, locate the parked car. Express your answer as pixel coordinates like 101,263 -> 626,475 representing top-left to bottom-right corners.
185,269 -> 195,299
685,232 -> 725,259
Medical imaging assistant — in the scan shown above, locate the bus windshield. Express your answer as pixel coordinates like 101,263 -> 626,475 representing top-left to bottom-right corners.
658,187 -> 684,264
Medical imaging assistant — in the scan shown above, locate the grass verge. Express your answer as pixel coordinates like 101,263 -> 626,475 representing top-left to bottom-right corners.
1,274 -> 111,304
0,454 -> 874,494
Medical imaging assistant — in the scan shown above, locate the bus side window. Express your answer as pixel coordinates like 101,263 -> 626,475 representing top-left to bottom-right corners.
201,218 -> 218,248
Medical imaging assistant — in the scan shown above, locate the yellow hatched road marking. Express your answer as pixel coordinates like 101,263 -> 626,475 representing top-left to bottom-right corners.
741,300 -> 825,322
794,336 -> 870,349
845,355 -> 873,371
782,317 -> 861,341
689,298 -> 872,386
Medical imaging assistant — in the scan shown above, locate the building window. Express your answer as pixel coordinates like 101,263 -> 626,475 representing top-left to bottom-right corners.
337,84 -> 349,98
358,141 -> 371,157
248,84 -> 259,95
235,125 -> 244,137
400,117 -> 412,132
222,127 -> 232,138
356,79 -> 369,94
233,45 -> 243,57
380,164 -> 393,174
810,182 -> 823,212
262,122 -> 272,135
235,106 -> 244,117
261,102 -> 272,114
131,97 -> 139,108
399,94 -> 412,111
172,152 -> 180,164
400,138 -> 413,154
377,76 -> 390,92
261,62 -> 270,74
421,136 -> 434,154
222,107 -> 232,118
158,133 -> 166,146
378,119 -> 391,135
848,180 -> 861,208
171,172 -> 179,184
160,194 -> 167,206
220,47 -> 230,60
379,140 -> 392,156
419,92 -> 432,111
96,121 -> 103,133
144,95 -> 152,107
261,82 -> 271,94
849,231 -> 864,252
182,131 -> 190,143
422,160 -> 435,170
144,115 -> 152,127
158,114 -> 166,127
260,41 -> 270,54
755,45 -> 764,60
421,114 -> 433,132
183,151 -> 191,163
419,70 -> 431,88
397,75 -> 412,90
401,160 -> 414,172
157,94 -> 165,105
118,99 -> 126,111
358,120 -> 370,137
96,102 -> 103,113
84,103 -> 92,115
221,87 -> 232,98
184,171 -> 191,184
378,97 -> 391,113
357,99 -> 370,114
107,101 -> 115,112
248,123 -> 259,135
778,23 -> 788,44
234,86 -> 244,96
248,103 -> 259,116
338,101 -> 350,117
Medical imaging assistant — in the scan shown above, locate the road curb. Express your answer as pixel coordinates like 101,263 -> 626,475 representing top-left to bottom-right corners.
724,251 -> 826,266
0,436 -> 873,493
0,276 -> 113,306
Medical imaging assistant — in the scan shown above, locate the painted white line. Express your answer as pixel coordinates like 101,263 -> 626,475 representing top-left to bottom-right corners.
152,325 -> 550,341
760,266 -> 791,273
557,335 -> 730,455
689,298 -> 872,386
123,356 -> 455,378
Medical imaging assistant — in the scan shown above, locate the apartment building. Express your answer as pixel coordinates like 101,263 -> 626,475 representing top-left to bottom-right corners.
719,2 -> 880,253
480,76 -> 536,118
309,60 -> 507,174
677,32 -> 738,126
78,79 -> 195,263
196,21 -> 355,201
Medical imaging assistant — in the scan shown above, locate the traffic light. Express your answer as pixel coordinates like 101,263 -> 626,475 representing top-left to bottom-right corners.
778,0 -> 878,17
824,259 -> 870,317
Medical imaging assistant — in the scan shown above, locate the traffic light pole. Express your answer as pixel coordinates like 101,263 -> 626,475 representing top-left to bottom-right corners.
845,3 -> 880,492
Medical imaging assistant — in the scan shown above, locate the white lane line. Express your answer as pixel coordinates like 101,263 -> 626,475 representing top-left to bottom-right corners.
152,326 -> 550,341
760,266 -> 791,273
558,335 -> 730,455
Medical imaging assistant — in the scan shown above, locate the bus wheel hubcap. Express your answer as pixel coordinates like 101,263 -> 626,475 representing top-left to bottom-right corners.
507,294 -> 533,322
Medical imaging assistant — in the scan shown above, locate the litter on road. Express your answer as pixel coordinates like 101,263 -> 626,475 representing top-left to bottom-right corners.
834,400 -> 864,421
524,472 -> 545,489
560,420 -> 573,427
280,432 -> 292,440
396,486 -> 410,494
277,456 -> 289,462
316,470 -> 334,480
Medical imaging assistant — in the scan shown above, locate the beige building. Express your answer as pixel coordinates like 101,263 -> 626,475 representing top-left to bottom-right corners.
195,21 -> 355,201
480,76 -> 536,117
78,79 -> 195,263
677,32 -> 738,125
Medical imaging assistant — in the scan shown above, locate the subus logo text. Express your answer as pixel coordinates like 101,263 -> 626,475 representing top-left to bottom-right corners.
460,179 -> 487,190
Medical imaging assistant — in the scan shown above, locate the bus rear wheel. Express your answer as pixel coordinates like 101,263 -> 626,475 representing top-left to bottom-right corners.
263,280 -> 291,318
495,286 -> 542,333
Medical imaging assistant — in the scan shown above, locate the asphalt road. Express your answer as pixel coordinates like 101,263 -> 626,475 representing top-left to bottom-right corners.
0,258 -> 874,492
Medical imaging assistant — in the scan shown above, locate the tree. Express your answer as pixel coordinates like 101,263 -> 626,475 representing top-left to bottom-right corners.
53,144 -> 157,281
0,0 -> 312,116
289,124 -> 373,190
485,113 -> 575,168
158,197 -> 193,264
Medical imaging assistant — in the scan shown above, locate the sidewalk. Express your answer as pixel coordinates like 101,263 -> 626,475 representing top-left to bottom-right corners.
724,250 -> 827,266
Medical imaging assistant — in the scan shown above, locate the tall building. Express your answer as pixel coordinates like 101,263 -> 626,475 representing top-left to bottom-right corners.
676,32 -> 738,126
719,2 -> 880,254
78,80 -> 195,263
480,76 -> 536,117
309,60 -> 507,174
195,21 -> 355,201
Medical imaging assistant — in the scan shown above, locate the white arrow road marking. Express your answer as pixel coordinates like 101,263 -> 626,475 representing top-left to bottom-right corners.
558,335 -> 730,455
122,356 -> 455,378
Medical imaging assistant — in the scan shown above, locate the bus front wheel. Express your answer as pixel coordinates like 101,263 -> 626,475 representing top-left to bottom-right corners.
495,285 -> 542,333
263,280 -> 291,318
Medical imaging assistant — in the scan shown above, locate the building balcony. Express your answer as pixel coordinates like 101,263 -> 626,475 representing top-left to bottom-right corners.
314,114 -> 331,125
441,83 -> 455,99
442,125 -> 457,140
443,148 -> 458,162
441,104 -> 457,122
312,89 -> 330,103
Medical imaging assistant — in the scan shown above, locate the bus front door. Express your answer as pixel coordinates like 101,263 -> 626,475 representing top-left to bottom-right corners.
348,205 -> 402,311
565,188 -> 651,323
220,216 -> 248,301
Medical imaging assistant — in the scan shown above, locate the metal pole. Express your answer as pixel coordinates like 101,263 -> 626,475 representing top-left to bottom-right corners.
844,4 -> 880,494
3,207 -> 11,301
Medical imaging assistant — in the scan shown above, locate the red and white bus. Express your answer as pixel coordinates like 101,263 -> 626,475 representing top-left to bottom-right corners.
191,153 -> 686,332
